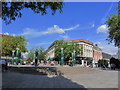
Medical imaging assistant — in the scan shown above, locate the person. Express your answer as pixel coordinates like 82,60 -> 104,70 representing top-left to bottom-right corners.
111,64 -> 116,70
1,59 -> 6,72
43,60 -> 47,65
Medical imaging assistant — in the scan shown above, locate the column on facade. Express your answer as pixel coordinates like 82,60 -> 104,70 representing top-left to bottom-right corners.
85,61 -> 87,66
82,60 -> 84,66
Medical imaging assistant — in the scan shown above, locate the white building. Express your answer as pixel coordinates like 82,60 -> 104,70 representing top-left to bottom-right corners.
46,39 -> 102,66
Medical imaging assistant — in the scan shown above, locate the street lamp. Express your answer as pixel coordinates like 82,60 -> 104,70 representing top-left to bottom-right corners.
20,52 -> 23,65
72,52 -> 74,66
73,50 -> 76,66
16,48 -> 19,65
61,48 -> 64,66
12,50 -> 15,65
48,57 -> 50,64
35,49 -> 38,66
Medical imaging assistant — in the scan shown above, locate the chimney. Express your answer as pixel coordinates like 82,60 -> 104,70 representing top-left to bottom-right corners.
95,44 -> 98,46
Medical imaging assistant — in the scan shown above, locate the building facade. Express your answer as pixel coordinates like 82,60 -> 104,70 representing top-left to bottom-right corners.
93,44 -> 102,62
46,39 -> 103,65
64,39 -> 93,59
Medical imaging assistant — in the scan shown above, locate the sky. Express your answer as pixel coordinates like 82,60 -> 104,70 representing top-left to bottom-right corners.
2,2 -> 119,55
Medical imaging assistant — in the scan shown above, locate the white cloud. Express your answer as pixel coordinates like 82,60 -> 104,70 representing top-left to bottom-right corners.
22,24 -> 79,38
2,32 -> 16,36
12,34 -> 16,36
97,42 -> 118,55
91,24 -> 95,28
60,35 -> 70,39
43,25 -> 65,34
22,28 -> 41,37
4,32 -> 9,35
64,24 -> 80,31
97,25 -> 108,33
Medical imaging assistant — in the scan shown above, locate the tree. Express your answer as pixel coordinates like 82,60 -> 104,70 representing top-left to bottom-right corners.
27,47 -> 35,63
110,57 -> 120,69
2,35 -> 28,56
54,40 -> 82,60
38,47 -> 46,62
2,2 -> 63,24
98,59 -> 108,68
28,46 -> 46,63
106,4 -> 120,59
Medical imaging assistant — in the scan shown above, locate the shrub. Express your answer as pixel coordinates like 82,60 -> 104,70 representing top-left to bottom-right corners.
110,57 -> 120,69
98,59 -> 108,68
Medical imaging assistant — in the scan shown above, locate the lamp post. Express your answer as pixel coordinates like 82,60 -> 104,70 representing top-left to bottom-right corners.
12,50 -> 15,65
48,57 -> 50,64
73,50 -> 76,66
16,48 -> 19,65
35,49 -> 38,66
61,48 -> 64,66
20,52 -> 23,65
72,52 -> 74,66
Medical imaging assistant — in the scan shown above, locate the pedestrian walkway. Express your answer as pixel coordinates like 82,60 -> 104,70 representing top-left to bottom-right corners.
2,66 -> 118,88
2,72 -> 86,88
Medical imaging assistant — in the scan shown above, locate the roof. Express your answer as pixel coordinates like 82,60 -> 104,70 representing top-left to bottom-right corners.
47,39 -> 93,50
94,45 -> 102,51
0,34 -> 6,38
64,39 -> 93,45
0,34 -> 10,38
102,52 -> 112,60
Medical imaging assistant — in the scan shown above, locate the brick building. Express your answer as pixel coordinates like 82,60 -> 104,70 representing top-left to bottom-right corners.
93,44 -> 102,62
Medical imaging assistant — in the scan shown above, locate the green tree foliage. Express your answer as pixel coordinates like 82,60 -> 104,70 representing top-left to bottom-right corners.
27,47 -> 35,63
106,4 -> 120,47
38,47 -> 46,62
110,57 -> 120,69
2,2 -> 63,24
28,47 -> 46,63
98,59 -> 108,68
54,40 -> 82,60
2,35 -> 28,56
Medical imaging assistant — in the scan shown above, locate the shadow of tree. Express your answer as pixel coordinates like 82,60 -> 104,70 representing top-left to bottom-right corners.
2,71 -> 87,89
7,66 -> 64,76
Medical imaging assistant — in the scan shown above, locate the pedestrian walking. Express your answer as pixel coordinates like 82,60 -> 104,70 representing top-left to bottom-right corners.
1,59 -> 6,72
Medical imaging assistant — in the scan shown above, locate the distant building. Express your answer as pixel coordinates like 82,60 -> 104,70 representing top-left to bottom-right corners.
64,39 -> 94,59
46,39 -> 103,65
102,52 -> 112,61
112,53 -> 118,59
93,44 -> 102,63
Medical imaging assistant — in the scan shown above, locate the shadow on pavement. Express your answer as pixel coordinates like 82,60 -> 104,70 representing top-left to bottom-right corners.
7,66 -> 64,76
2,70 -> 87,89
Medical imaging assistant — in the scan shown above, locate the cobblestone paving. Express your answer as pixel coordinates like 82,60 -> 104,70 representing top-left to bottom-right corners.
2,66 -> 119,88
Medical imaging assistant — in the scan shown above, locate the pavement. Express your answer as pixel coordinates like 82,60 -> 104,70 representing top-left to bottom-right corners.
1,66 -> 119,88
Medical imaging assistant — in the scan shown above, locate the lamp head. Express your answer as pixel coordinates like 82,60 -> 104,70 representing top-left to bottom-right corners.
16,48 -> 19,50
12,50 -> 15,52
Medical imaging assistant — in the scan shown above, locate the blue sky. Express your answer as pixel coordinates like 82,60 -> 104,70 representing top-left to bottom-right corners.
2,2 -> 118,55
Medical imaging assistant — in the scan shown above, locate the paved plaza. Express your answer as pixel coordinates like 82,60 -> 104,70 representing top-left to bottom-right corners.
2,66 -> 119,88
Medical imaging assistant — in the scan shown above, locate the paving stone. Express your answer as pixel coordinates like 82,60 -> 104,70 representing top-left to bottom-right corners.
2,66 -> 118,88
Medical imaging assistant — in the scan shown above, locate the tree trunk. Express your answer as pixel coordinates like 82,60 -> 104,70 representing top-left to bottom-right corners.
118,46 -> 120,59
